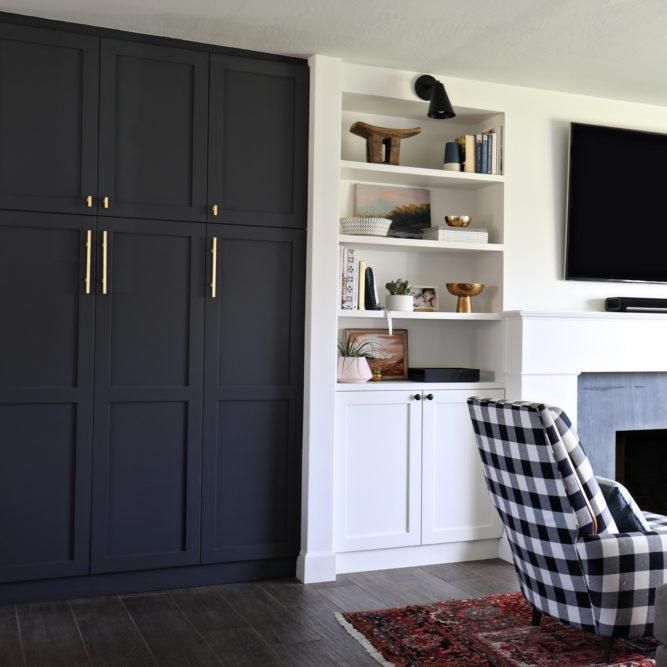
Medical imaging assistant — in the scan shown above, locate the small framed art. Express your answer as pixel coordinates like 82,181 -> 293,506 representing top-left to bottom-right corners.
410,285 -> 439,312
345,328 -> 409,380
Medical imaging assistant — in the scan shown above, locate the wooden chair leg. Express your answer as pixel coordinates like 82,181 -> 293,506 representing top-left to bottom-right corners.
601,636 -> 614,664
531,606 -> 542,626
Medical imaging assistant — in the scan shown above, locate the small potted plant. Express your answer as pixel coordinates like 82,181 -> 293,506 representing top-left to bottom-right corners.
337,337 -> 374,383
385,278 -> 413,311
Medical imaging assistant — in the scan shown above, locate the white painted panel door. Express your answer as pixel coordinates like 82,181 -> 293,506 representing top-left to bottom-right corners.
335,390 -> 422,552
421,388 -> 504,545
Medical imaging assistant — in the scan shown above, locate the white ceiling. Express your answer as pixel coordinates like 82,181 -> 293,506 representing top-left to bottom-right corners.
6,0 -> 667,106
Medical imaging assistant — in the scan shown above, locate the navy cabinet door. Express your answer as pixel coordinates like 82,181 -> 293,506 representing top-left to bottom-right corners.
91,219 -> 205,573
0,211 -> 95,582
202,225 -> 305,564
99,40 -> 208,222
208,56 -> 308,228
0,23 -> 99,215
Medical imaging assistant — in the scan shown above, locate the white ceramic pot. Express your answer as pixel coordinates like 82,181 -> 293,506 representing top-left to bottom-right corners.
337,357 -> 372,383
385,294 -> 413,311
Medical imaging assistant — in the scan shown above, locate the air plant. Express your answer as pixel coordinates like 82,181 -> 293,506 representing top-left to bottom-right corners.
337,337 -> 375,359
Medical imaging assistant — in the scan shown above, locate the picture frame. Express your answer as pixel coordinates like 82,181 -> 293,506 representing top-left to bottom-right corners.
410,285 -> 439,312
354,184 -> 431,239
345,328 -> 409,380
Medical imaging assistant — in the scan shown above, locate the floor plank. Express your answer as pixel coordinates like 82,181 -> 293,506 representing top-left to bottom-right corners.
347,567 -> 470,607
274,638 -> 352,666
122,593 -> 220,666
70,596 -> 156,666
317,583 -> 388,612
0,605 -> 23,667
201,627 -> 281,667
17,601 -> 89,667
169,587 -> 280,666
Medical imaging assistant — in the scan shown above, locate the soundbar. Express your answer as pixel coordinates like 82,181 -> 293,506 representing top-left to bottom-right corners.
606,297 -> 667,313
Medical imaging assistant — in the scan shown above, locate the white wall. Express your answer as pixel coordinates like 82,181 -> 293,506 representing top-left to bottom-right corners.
342,63 -> 667,312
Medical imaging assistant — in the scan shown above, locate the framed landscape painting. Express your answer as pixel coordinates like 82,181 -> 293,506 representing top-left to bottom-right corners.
355,184 -> 431,238
345,328 -> 409,380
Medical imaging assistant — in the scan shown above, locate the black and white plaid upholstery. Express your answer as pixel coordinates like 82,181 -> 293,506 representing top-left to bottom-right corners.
468,397 -> 667,640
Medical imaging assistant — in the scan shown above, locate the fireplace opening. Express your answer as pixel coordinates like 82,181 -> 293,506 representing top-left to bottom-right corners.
616,429 -> 667,515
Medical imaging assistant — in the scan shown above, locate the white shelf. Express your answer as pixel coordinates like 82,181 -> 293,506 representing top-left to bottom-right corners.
340,160 -> 503,189
338,234 -> 503,254
336,380 -> 503,392
337,310 -> 502,321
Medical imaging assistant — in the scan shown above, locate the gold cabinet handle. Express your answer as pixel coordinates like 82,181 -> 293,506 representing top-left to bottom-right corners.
211,203 -> 219,217
85,195 -> 93,208
103,196 -> 110,209
102,230 -> 108,295
84,229 -> 92,294
210,237 -> 218,298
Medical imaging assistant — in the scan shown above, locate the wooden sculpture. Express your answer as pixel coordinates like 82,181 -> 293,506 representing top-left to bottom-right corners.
350,121 -> 421,166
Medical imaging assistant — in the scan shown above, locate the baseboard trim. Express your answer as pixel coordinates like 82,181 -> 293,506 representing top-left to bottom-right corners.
335,539 -> 502,574
296,549 -> 337,583
0,558 -> 295,605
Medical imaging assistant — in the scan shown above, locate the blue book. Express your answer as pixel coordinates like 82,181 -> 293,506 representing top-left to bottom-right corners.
482,134 -> 489,174
475,134 -> 483,173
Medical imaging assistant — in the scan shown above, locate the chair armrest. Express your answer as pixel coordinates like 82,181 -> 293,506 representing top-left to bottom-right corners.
576,531 -> 667,638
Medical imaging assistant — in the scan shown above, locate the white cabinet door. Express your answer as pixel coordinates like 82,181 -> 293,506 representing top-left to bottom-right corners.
335,390 -> 422,552
421,388 -> 504,545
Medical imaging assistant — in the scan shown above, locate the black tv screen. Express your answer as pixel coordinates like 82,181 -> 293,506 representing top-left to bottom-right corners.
565,122 -> 667,283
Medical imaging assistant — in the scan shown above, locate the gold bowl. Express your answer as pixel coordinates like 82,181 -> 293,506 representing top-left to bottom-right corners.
445,215 -> 472,227
446,283 -> 484,313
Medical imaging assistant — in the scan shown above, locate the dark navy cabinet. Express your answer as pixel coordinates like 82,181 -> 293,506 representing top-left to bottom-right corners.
0,211 -> 95,582
0,24 -> 99,215
90,219 -> 206,573
0,12 -> 306,603
98,41 -> 209,222
202,226 -> 305,563
208,56 -> 308,228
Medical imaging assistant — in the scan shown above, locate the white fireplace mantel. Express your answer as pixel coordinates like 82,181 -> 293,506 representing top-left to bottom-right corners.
504,310 -> 667,425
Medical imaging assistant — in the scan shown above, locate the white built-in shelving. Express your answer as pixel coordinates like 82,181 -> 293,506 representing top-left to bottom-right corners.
335,74 -> 507,383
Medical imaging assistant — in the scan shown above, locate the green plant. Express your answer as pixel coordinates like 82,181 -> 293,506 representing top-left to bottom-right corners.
338,337 -> 375,359
385,278 -> 412,295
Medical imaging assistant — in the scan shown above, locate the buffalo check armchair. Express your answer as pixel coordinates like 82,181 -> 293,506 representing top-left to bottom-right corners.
468,397 -> 667,663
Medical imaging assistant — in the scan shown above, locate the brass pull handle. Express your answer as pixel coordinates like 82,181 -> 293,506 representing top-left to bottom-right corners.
103,196 -> 110,209
84,229 -> 92,295
85,195 -> 93,208
210,237 -> 218,298
211,203 -> 219,217
102,230 -> 108,295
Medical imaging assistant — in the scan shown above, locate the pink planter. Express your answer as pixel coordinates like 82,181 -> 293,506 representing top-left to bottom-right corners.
337,357 -> 372,383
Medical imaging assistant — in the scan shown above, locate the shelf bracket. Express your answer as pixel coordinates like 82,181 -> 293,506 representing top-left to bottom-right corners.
384,308 -> 393,335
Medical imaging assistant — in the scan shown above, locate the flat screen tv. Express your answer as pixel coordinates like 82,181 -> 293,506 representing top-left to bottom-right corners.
565,122 -> 667,283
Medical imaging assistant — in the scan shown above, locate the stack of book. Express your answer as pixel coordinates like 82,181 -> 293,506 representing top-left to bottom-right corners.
339,247 -> 382,311
422,227 -> 489,244
455,126 -> 503,175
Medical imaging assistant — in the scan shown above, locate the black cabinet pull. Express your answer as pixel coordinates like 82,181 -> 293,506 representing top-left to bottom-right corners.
426,393 -> 434,400
413,394 -> 421,401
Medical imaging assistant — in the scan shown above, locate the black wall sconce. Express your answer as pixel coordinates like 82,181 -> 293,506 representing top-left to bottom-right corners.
415,75 -> 456,120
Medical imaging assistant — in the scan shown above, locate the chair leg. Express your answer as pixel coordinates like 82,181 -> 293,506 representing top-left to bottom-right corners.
600,636 -> 614,664
531,606 -> 542,626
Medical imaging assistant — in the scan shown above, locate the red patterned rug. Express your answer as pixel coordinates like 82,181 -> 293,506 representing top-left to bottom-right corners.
337,592 -> 657,666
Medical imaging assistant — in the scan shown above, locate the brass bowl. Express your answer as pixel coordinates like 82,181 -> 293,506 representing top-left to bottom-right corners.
445,215 -> 472,227
446,283 -> 484,313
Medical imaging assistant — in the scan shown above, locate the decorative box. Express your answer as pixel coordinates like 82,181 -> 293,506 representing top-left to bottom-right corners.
407,367 -> 480,383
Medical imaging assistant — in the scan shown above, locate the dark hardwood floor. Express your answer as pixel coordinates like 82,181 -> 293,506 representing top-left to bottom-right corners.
0,559 -> 519,666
